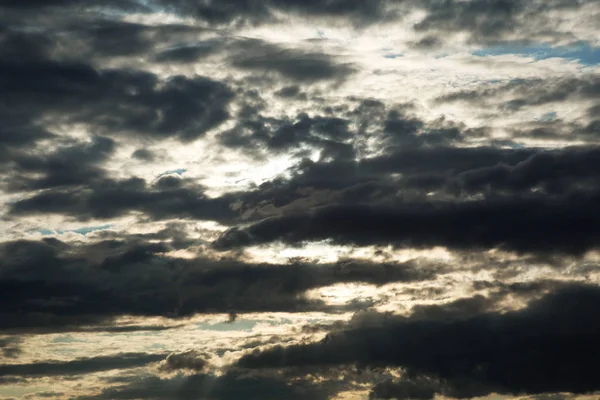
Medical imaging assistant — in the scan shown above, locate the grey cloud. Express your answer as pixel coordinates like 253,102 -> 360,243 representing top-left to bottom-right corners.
588,104 -> 600,118
370,376 -> 438,400
410,35 -> 442,49
131,148 -> 156,162
231,44 -> 356,83
0,19 -> 215,63
8,176 -> 237,221
0,237 -> 437,332
0,337 -> 22,359
224,144 -> 600,233
160,351 -> 207,372
274,85 -> 306,99
448,146 -> 600,196
219,100 -> 475,171
414,0 -> 524,41
219,112 -> 355,160
413,0 -> 597,45
0,352 -> 165,378
78,370 -> 333,400
4,136 -> 115,192
437,76 -> 600,110
148,0 -> 392,27
214,188 -> 600,255
153,41 -> 222,63
239,284 -> 600,397
23,392 -> 65,399
0,59 -> 233,144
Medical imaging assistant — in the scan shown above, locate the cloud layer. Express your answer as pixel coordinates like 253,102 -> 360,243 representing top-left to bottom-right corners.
1,0 -> 599,399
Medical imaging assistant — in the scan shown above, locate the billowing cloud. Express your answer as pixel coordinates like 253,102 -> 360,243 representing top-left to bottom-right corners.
238,284 -> 600,397
1,0 -> 599,398
214,191 -> 600,255
0,237 -> 437,332
0,353 -> 165,378
0,60 -> 233,143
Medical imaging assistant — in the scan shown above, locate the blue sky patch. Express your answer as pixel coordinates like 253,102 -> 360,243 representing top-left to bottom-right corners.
537,112 -> 558,122
58,224 -> 113,235
472,41 -> 600,65
33,224 -> 113,236
157,168 -> 187,178
383,53 -> 404,59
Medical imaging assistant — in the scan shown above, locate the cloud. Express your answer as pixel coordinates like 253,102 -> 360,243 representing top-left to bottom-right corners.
219,112 -> 355,160
230,41 -> 356,83
147,0 -> 393,27
1,0 -> 599,397
0,60 -> 233,143
414,0 -> 525,42
437,75 -> 600,110
214,188 -> 600,255
370,376 -> 438,400
77,370 -> 333,400
0,352 -> 164,378
413,0 -> 598,45
0,337 -> 22,359
3,136 -> 115,192
0,237 -> 437,332
7,176 -> 237,221
238,284 -> 600,397
159,351 -> 207,372
448,146 -> 600,195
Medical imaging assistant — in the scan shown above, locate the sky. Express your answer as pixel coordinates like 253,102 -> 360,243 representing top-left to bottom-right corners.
0,1 -> 599,399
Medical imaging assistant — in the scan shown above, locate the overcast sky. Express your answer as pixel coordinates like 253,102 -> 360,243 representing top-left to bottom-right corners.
1,1 -> 599,399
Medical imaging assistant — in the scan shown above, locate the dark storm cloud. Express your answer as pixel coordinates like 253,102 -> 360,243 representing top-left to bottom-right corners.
0,28 -> 59,160
0,18 -> 216,64
220,142 -> 600,236
131,148 -> 156,162
157,36 -> 356,81
414,0 -> 524,41
3,21 -> 355,84
3,136 -> 115,192
370,376 -> 438,400
2,0 -> 593,43
214,186 -> 600,255
0,1 -> 144,24
0,59 -> 233,144
219,100 -> 491,170
60,20 -> 214,60
153,40 -> 223,63
8,176 -> 237,221
78,370 -> 333,400
0,353 -> 165,378
147,0 -> 391,26
0,237 -> 437,332
219,112 -> 355,160
0,0 -> 141,10
448,146 -> 600,196
382,110 -> 464,148
238,284 -> 600,397
231,45 -> 356,83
